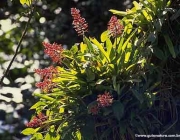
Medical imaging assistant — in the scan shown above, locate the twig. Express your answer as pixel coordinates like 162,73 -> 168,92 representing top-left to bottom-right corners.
0,7 -> 34,87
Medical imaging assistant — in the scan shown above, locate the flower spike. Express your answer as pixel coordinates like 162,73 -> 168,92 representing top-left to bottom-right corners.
42,42 -> 63,64
34,66 -> 58,92
71,8 -> 88,36
108,16 -> 124,38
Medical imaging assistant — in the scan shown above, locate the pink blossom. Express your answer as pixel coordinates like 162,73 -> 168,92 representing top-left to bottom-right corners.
42,42 -> 63,64
108,16 -> 124,37
97,92 -> 113,107
71,8 -> 88,36
34,66 -> 58,92
26,113 -> 48,128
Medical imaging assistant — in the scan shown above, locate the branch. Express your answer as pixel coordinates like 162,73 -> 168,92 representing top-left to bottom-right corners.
0,7 -> 34,87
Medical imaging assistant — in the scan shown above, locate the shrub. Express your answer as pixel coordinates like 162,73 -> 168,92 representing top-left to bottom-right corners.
22,0 -> 180,139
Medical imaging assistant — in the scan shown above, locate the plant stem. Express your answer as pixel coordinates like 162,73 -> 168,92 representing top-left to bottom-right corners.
0,8 -> 34,87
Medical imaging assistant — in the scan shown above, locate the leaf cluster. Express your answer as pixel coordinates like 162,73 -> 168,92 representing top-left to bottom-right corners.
22,0 -> 180,140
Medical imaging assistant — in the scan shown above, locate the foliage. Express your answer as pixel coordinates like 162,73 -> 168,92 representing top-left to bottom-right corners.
1,0 -> 180,139
0,0 -> 132,139
21,0 -> 180,139
110,0 -> 180,60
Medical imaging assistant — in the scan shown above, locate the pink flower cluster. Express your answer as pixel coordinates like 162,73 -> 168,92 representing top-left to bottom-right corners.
71,8 -> 88,36
90,92 -> 113,115
35,66 -> 58,92
42,42 -> 63,64
97,92 -> 113,107
108,16 -> 124,38
26,113 -> 48,128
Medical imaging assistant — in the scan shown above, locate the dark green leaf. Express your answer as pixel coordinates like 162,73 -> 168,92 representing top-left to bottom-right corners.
131,89 -> 144,103
147,32 -> 156,43
86,69 -> 95,82
163,34 -> 176,58
81,117 -> 95,140
112,101 -> 124,121
153,47 -> 165,60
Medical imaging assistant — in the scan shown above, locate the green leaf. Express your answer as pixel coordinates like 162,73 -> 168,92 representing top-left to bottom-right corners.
142,9 -> 153,22
20,0 -> 32,6
100,127 -> 112,140
45,133 -> 51,140
83,36 -> 94,52
109,9 -> 127,16
33,93 -> 54,101
81,117 -> 95,140
31,133 -> 43,140
95,79 -> 105,85
154,18 -> 163,32
126,63 -> 136,71
106,38 -> 114,60
124,44 -> 132,63
147,32 -> 156,43
102,107 -> 113,116
163,34 -> 176,58
131,89 -> 144,103
118,29 -> 137,53
75,130 -> 82,140
170,9 -> 180,21
90,37 -> 110,62
112,101 -> 124,121
133,1 -> 142,10
86,69 -> 95,82
21,128 -> 36,135
153,47 -> 165,60
59,107 -> 65,113
30,101 -> 46,110
127,79 -> 141,83
70,45 -> 78,54
101,31 -> 109,42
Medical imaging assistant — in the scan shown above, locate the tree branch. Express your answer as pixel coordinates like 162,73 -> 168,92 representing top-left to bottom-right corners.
0,7 -> 34,87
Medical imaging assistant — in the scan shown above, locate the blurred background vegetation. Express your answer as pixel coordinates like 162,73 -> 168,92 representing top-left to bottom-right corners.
0,0 -> 132,139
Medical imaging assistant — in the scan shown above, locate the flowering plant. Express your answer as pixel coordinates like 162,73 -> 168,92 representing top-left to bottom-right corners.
22,6 -> 160,140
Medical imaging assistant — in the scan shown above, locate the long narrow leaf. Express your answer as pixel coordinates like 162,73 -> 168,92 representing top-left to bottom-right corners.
90,37 -> 110,62
163,34 -> 176,58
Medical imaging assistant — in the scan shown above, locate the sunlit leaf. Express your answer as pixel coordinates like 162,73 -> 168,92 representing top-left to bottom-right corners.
33,93 -> 54,101
30,101 -> 46,110
106,38 -> 114,60
101,31 -> 109,42
75,130 -> 82,140
21,128 -> 36,135
31,133 -> 43,140
118,29 -> 137,53
59,107 -> 64,113
90,37 -> 110,62
70,45 -> 78,54
20,0 -> 32,6
109,9 -> 127,16
133,1 -> 142,10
